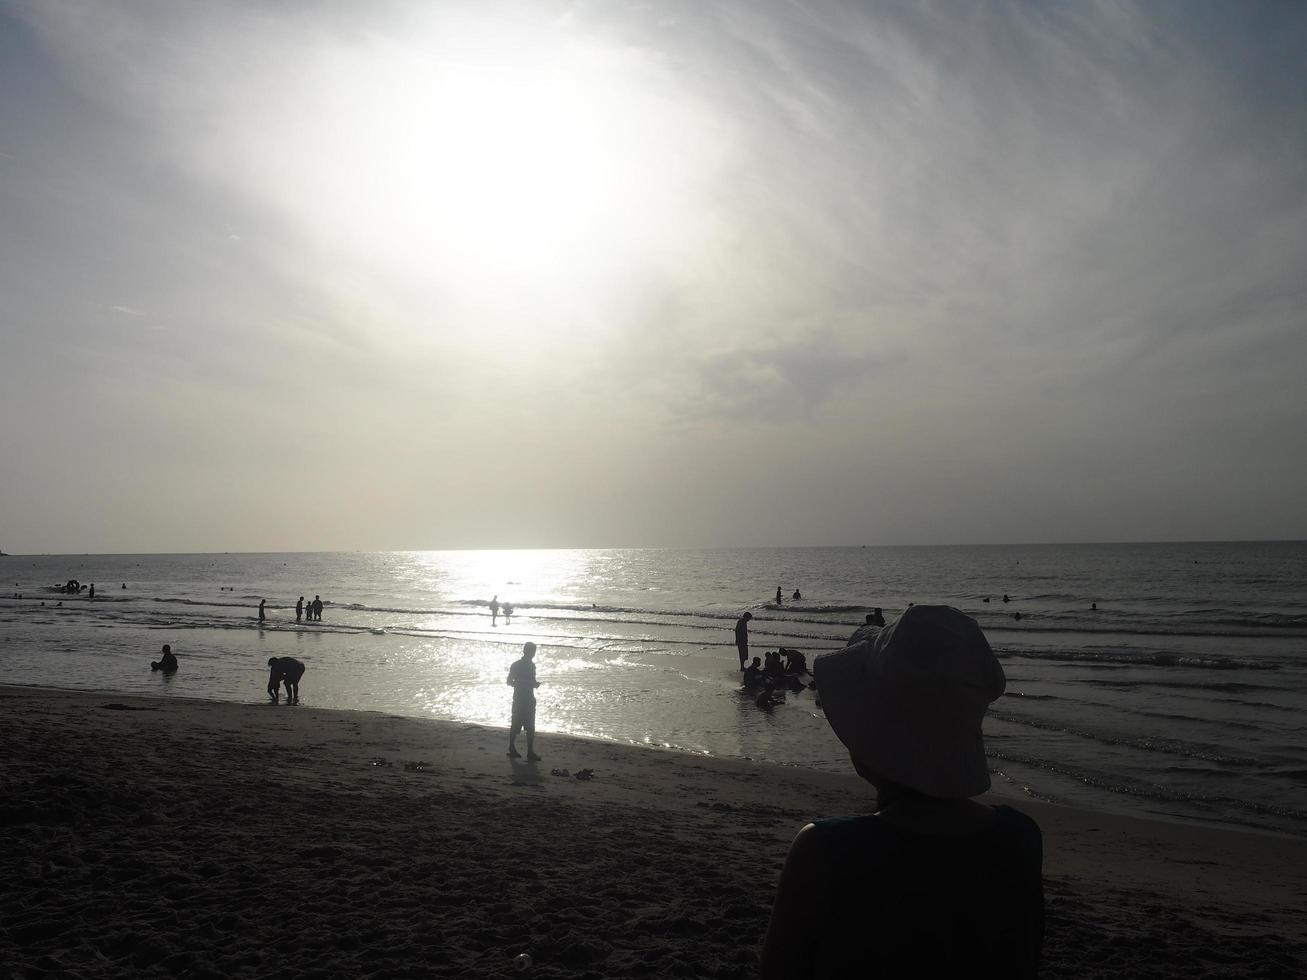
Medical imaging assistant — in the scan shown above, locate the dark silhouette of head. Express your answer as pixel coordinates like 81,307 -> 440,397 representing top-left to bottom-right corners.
523,641 -> 537,659
743,611 -> 753,621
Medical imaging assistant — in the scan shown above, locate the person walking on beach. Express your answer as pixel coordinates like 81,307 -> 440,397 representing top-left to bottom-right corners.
267,656 -> 305,705
489,594 -> 500,625
258,599 -> 266,623
312,595 -> 323,621
296,596 -> 304,622
506,642 -> 541,761
734,611 -> 753,670
761,605 -> 1043,978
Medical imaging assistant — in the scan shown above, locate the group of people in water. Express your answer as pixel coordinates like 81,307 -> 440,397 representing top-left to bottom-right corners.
253,595 -> 325,623
487,595 -> 515,625
147,642 -> 308,709
295,595 -> 324,622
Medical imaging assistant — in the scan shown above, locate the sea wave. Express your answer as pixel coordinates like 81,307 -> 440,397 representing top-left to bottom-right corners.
989,750 -> 1307,829
989,711 -> 1260,765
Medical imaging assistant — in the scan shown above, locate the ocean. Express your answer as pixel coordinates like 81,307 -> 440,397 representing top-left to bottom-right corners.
2,543 -> 1304,837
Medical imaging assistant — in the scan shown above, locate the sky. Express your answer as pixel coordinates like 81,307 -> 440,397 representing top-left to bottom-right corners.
1,0 -> 1305,552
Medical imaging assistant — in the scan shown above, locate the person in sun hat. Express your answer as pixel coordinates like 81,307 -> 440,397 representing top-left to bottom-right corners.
760,605 -> 1044,978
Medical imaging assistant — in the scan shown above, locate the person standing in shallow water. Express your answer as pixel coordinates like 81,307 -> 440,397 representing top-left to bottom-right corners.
506,642 -> 542,761
258,599 -> 266,623
312,595 -> 323,621
296,596 -> 304,622
734,611 -> 753,670
489,594 -> 500,625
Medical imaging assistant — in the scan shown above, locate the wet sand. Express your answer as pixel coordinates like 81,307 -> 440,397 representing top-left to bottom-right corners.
2,685 -> 1304,978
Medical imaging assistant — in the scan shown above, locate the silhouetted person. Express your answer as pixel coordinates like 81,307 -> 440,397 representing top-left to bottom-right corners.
1013,611 -> 1022,622
734,611 -> 753,670
756,680 -> 783,710
267,656 -> 305,705
312,595 -> 323,621
89,583 -> 95,600
503,601 -> 514,622
507,642 -> 541,760
848,612 -> 882,646
776,587 -> 784,604
761,606 -> 1043,978
783,649 -> 808,675
121,582 -> 126,589
296,596 -> 304,622
1002,594 -> 1010,603
490,594 -> 500,625
792,589 -> 802,600
1091,602 -> 1097,611
764,650 -> 786,682
743,657 -> 763,688
258,599 -> 266,623
151,644 -> 178,673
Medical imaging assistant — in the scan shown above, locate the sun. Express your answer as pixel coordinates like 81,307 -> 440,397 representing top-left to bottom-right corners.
230,23 -> 729,345
288,44 -> 643,282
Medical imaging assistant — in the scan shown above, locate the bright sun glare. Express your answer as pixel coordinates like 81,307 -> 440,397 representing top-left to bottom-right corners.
255,30 -> 725,319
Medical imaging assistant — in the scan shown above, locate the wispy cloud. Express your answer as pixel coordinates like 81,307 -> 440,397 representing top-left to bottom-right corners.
2,0 -> 1305,548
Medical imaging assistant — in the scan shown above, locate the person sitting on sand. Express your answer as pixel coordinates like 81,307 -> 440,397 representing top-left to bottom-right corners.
761,605 -> 1044,978
151,644 -> 178,673
764,651 -> 786,682
267,656 -> 305,705
742,656 -> 764,688
507,641 -> 541,761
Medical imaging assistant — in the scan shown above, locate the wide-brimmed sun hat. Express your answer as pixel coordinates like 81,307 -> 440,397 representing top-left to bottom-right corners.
813,604 -> 1005,799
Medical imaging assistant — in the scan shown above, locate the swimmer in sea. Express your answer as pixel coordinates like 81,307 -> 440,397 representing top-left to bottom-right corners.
151,644 -> 178,673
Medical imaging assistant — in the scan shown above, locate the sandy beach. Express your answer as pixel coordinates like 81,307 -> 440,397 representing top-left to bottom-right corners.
2,685 -> 1304,978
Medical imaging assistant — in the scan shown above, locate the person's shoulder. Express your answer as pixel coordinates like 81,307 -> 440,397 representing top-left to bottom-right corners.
991,804 -> 1041,835
989,805 -> 1044,863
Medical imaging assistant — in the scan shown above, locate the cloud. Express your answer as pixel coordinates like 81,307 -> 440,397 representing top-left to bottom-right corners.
3,0 -> 1305,548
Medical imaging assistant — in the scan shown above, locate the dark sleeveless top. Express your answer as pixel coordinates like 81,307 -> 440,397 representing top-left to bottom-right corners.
808,805 -> 1043,978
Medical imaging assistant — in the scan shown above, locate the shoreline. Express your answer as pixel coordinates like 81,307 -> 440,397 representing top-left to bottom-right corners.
3,684 -> 1306,977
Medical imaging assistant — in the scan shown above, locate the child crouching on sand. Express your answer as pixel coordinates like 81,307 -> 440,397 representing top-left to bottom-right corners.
761,605 -> 1044,978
